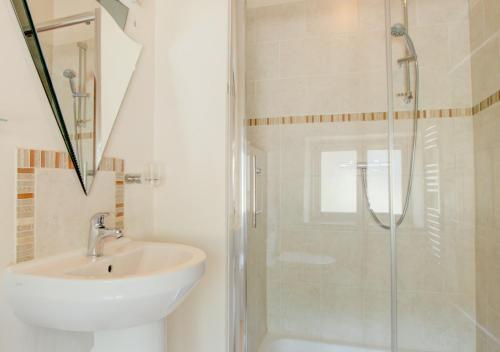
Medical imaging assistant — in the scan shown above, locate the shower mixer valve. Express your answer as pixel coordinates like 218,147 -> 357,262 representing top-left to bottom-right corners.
397,91 -> 414,103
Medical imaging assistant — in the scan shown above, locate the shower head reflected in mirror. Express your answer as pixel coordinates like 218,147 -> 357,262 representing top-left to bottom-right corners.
63,69 -> 77,95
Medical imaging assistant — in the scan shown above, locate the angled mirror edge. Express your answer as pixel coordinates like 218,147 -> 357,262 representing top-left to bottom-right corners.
10,0 -> 88,195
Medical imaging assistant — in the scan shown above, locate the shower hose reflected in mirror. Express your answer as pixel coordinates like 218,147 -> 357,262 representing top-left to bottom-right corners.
62,42 -> 90,173
358,23 -> 419,230
63,68 -> 82,166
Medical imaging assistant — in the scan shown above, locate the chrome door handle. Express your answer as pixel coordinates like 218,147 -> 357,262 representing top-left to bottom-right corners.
251,155 -> 262,228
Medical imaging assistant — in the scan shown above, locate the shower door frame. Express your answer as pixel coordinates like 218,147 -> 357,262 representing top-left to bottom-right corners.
383,0 -> 399,350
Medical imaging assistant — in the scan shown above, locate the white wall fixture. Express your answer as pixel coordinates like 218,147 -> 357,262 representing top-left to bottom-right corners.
144,162 -> 161,186
4,239 -> 206,352
124,163 -> 161,186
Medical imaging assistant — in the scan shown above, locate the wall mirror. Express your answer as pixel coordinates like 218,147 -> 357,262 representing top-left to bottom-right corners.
10,0 -> 142,194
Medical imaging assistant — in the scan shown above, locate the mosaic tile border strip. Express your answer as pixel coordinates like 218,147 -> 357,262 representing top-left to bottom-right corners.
472,89 -> 500,115
16,149 -> 125,263
247,89 -> 500,127
98,157 -> 125,230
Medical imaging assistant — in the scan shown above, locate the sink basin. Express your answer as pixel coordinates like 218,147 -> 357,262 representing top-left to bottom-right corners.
4,239 -> 206,336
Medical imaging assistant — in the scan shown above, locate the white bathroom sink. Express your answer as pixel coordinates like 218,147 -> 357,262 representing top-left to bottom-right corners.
4,239 -> 206,332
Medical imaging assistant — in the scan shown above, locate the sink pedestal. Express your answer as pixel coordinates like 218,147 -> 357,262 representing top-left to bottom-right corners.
92,320 -> 165,352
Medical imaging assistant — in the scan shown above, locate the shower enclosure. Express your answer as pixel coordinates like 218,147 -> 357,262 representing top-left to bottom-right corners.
230,0 -> 500,351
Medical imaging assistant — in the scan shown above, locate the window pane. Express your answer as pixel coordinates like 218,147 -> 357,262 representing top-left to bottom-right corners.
321,151 -> 357,213
367,149 -> 402,214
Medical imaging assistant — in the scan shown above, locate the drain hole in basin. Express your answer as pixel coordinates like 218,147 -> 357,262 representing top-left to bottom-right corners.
108,265 -> 113,273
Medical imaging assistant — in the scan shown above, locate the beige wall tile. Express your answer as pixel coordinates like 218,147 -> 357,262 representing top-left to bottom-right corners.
248,0 -> 473,118
254,78 -> 308,117
471,38 -> 500,104
416,0 -> 470,26
450,62 -> 473,108
306,74 -> 361,115
247,42 -> 280,81
306,0 -> 360,35
483,0 -> 500,36
359,0 -> 385,32
320,285 -> 364,342
35,169 -> 116,258
255,1 -> 307,43
448,21 -> 473,69
412,24 -> 450,69
469,0 -> 487,51
279,37 -> 331,77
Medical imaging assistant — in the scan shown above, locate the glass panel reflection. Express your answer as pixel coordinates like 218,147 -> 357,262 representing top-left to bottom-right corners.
367,149 -> 402,214
320,150 -> 357,213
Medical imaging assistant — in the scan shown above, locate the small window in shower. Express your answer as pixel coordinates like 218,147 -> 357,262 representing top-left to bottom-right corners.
366,149 -> 402,214
320,150 -> 357,213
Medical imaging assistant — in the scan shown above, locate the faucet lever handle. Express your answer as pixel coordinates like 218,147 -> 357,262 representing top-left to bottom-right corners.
91,212 -> 110,228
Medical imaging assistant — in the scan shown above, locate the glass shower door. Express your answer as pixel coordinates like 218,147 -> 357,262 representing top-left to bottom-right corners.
239,0 -> 500,351
389,0 -> 500,351
243,0 -> 395,351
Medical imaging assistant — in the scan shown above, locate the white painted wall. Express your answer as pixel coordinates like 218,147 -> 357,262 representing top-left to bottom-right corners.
106,0 -> 156,239
0,0 -> 155,350
0,0 -> 231,350
0,2 -> 66,350
152,1 -> 229,352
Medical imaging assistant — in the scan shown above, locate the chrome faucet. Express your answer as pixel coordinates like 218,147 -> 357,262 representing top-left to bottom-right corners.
87,213 -> 124,257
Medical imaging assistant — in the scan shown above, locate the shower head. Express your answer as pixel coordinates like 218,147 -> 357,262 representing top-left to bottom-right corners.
63,69 -> 77,95
391,23 -> 417,60
391,23 -> 407,37
63,69 -> 76,79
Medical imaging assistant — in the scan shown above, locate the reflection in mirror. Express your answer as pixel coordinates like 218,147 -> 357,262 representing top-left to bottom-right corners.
321,150 -> 357,213
10,0 -> 142,194
96,0 -> 129,29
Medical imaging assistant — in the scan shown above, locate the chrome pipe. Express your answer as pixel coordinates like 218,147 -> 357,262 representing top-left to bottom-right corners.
35,12 -> 95,33
251,155 -> 262,228
252,155 -> 257,228
397,55 -> 417,65
402,0 -> 411,103
385,2 -> 399,351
